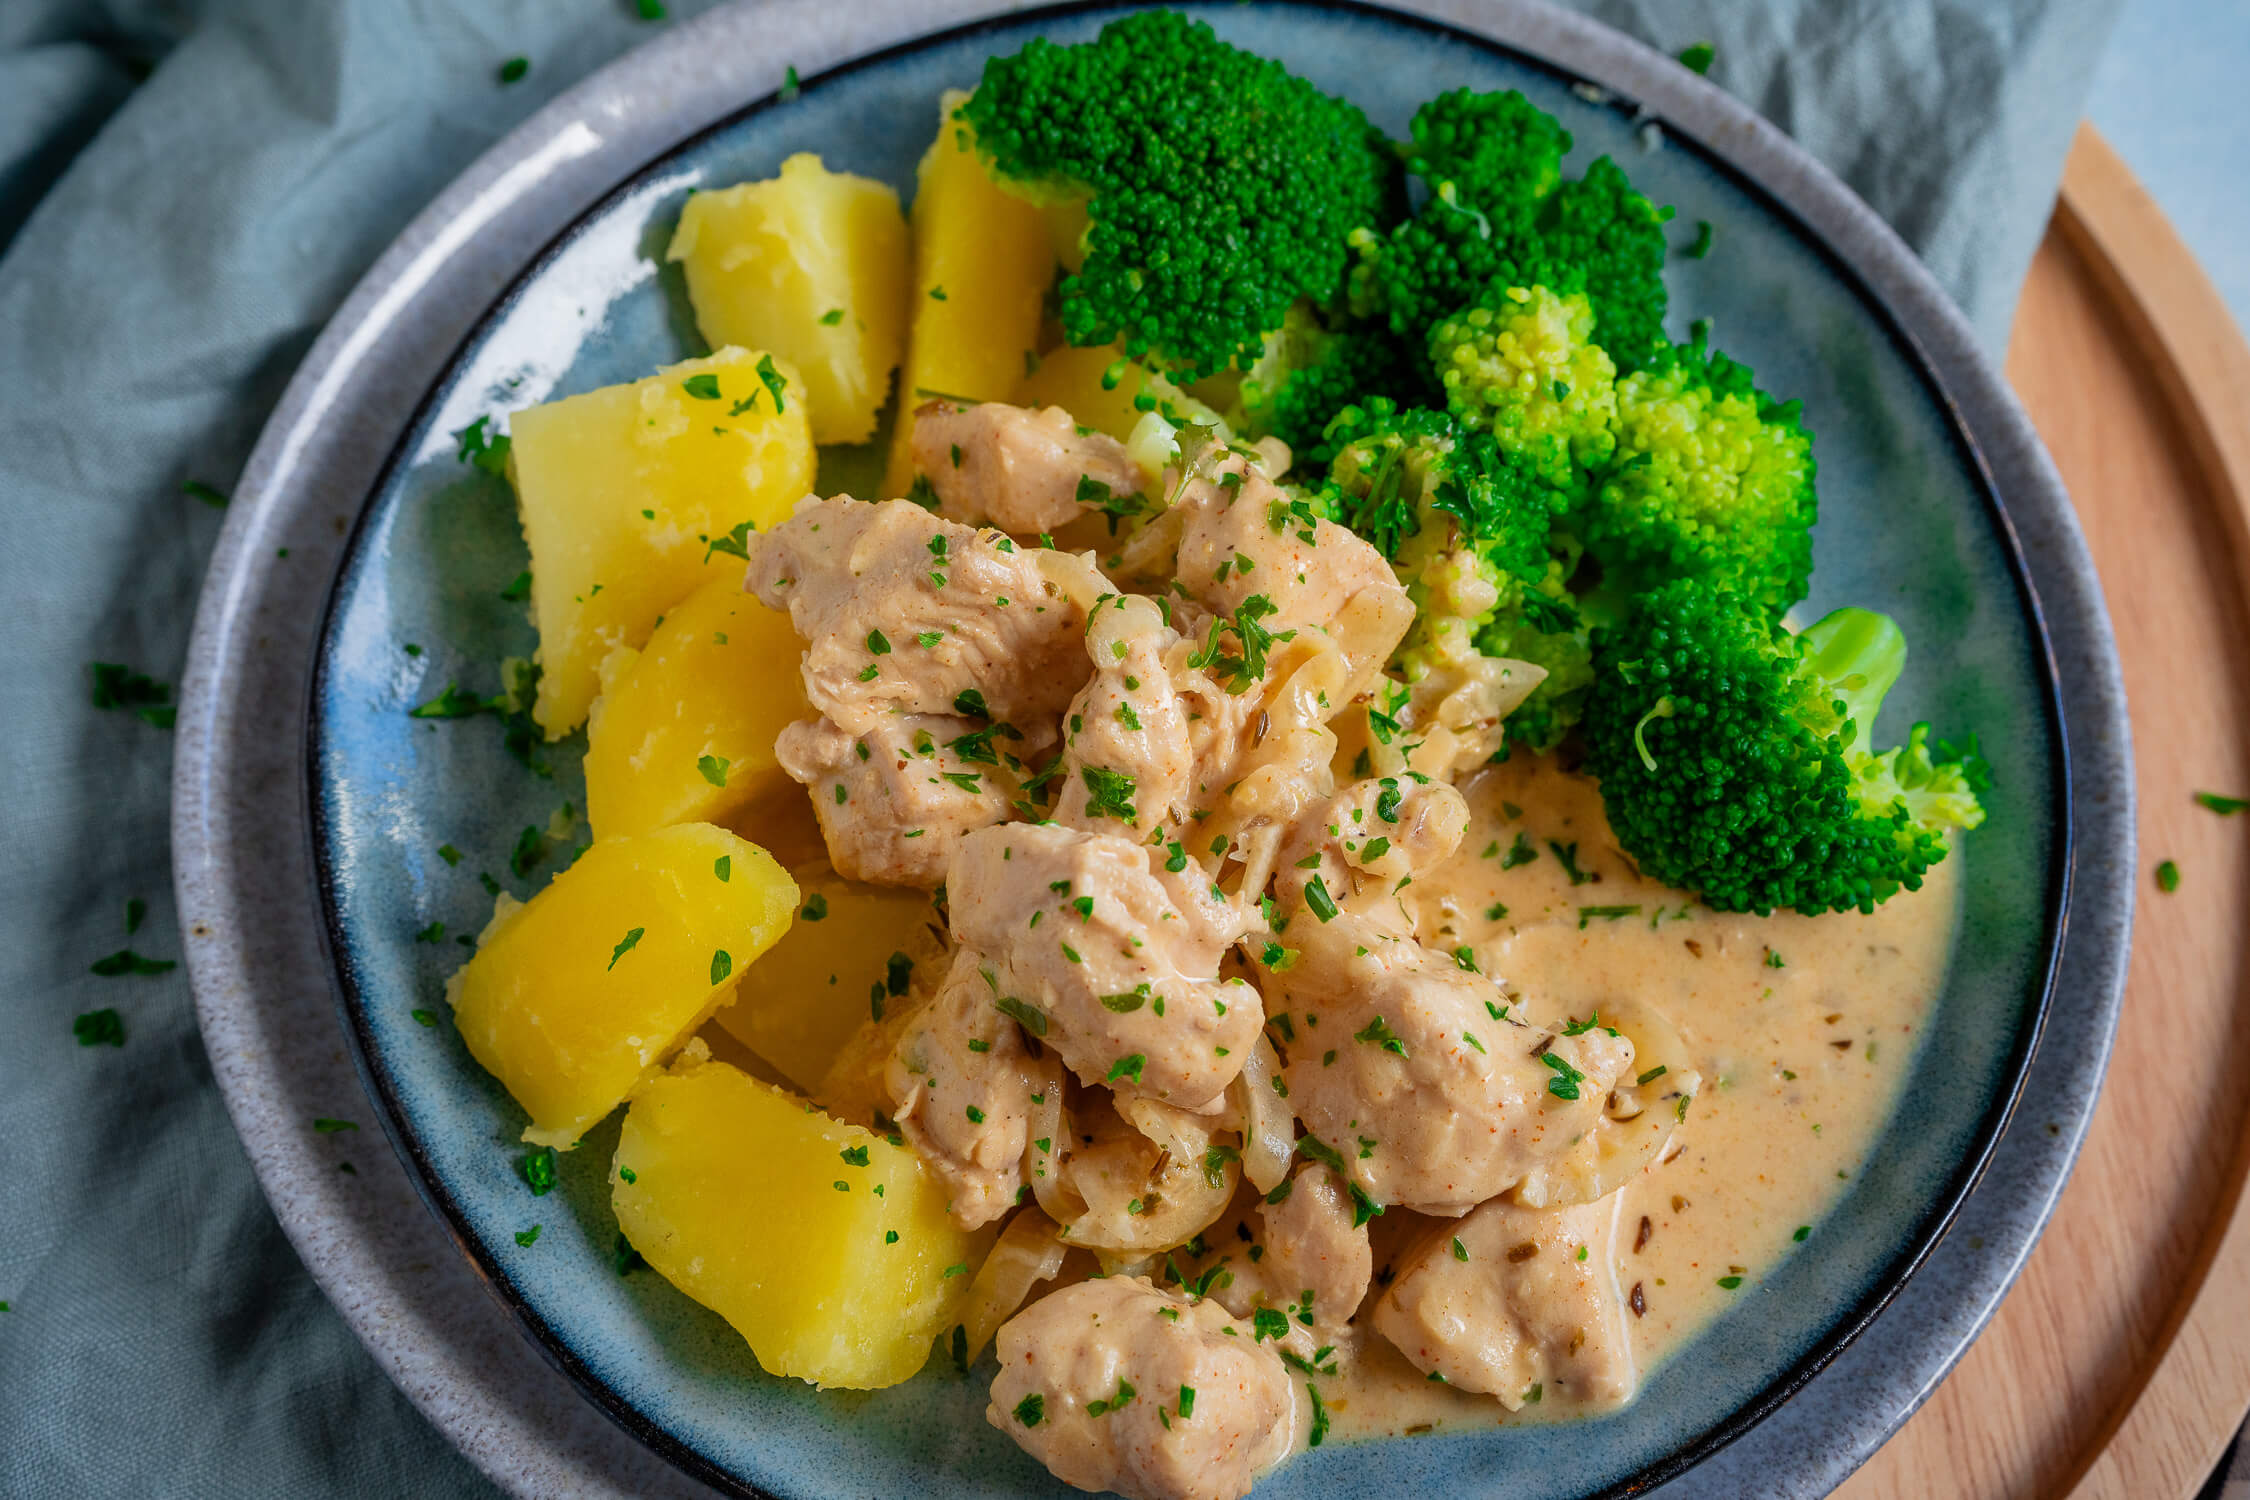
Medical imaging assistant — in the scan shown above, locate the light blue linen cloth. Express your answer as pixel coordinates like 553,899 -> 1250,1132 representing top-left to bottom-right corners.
0,1 -> 2119,1494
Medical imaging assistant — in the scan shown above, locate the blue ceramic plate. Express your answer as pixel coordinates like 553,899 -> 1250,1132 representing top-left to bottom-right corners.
308,5 -> 2066,1496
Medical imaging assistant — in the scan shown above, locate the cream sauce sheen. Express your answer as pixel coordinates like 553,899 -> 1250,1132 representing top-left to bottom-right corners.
1303,753 -> 1961,1446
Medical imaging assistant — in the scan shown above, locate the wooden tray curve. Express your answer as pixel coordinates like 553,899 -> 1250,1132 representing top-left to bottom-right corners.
1836,128 -> 2250,1500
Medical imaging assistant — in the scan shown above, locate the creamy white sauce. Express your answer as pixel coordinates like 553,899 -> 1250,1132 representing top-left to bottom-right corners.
1313,752 -> 1960,1443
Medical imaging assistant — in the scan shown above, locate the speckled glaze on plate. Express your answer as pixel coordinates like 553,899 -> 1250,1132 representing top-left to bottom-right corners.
174,3 -> 2135,1498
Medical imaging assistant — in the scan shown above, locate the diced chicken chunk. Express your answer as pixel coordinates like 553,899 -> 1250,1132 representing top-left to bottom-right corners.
1053,593 -> 1263,837
1372,1194 -> 1637,1411
776,714 -> 1014,889
1196,1163 -> 1372,1334
886,947 -> 1059,1228
949,822 -> 1258,1109
746,495 -> 1093,735
1172,448 -> 1412,701
1267,915 -> 1634,1216
1273,776 -> 1469,932
911,401 -> 1148,537
988,1277 -> 1294,1500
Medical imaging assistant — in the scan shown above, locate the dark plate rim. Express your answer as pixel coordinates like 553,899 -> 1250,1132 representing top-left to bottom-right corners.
304,3 -> 2073,1496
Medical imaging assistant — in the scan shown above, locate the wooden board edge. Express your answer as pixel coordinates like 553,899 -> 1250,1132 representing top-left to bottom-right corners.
2051,126 -> 2250,1500
2052,125 -> 2250,584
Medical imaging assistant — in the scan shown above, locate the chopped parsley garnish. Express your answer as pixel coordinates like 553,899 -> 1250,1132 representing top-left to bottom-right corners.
1677,40 -> 1715,73
1374,779 -> 1402,823
1106,1053 -> 1147,1084
89,949 -> 176,977
2195,791 -> 2248,815
1354,1016 -> 1406,1056
1307,1383 -> 1330,1448
2157,859 -> 2181,893
942,771 -> 984,794
497,56 -> 529,84
1549,840 -> 1594,885
1086,1377 -> 1137,1416
90,661 -> 174,726
885,952 -> 914,996
514,1225 -> 541,1247
607,928 -> 646,970
713,855 -> 731,882
1683,219 -> 1715,259
1765,948 -> 1786,969
681,373 -> 722,401
1716,1274 -> 1744,1289
1076,472 -> 1146,533
1303,875 -> 1339,922
413,921 -> 446,944
183,478 -> 230,508
1251,1307 -> 1289,1342
697,754 -> 730,787
839,1146 -> 870,1167
312,1118 -> 358,1134
1499,832 -> 1537,869
454,415 -> 512,475
801,893 -> 829,922
1177,1385 -> 1197,1419
954,687 -> 989,718
995,996 -> 1048,1035
709,949 -> 732,986
1100,985 -> 1150,1013
754,354 -> 788,411
866,628 -> 892,657
1360,836 -> 1390,863
1578,904 -> 1641,928
73,1008 -> 126,1047
704,519 -> 755,562
411,1009 -> 438,1028
1080,765 -> 1139,821
1013,1394 -> 1045,1427
510,825 -> 546,878
499,570 -> 532,602
522,1147 -> 558,1196
1540,1050 -> 1585,1100
437,845 -> 462,868
1452,945 -> 1478,972
1637,1065 -> 1669,1085
1185,595 -> 1295,693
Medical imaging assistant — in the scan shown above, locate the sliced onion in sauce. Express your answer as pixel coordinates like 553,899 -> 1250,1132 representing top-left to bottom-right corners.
1231,1034 -> 1295,1195
1046,1092 -> 1239,1253
1512,998 -> 1703,1209
959,1208 -> 1069,1361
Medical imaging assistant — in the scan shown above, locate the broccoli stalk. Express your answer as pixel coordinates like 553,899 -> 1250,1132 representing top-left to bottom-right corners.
1582,583 -> 1986,915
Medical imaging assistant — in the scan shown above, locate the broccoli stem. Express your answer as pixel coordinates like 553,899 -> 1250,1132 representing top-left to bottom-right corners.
1799,607 -> 1905,756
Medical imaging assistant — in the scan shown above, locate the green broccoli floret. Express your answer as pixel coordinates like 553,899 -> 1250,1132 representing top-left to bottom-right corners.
1321,399 -> 1561,584
1581,583 -> 1987,915
1230,308 -> 1428,467
1582,339 -> 1817,618
1353,88 -> 1569,338
1530,157 -> 1672,374
1430,281 -> 1618,494
961,11 -> 1402,381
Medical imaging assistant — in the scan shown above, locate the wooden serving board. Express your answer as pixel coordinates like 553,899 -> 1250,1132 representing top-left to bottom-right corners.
1835,128 -> 2250,1500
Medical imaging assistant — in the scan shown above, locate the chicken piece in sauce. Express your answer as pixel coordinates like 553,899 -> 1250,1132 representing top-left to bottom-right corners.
946,821 -> 1259,1109
910,401 -> 1148,537
885,947 -> 1061,1228
746,495 -> 1095,734
988,1276 -> 1294,1500
1171,447 -> 1413,701
1372,1193 -> 1637,1410
775,714 -> 1015,889
1268,914 -> 1634,1216
1195,1163 -> 1373,1337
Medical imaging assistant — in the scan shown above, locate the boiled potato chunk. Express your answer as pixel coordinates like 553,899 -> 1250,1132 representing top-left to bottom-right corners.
613,1049 -> 981,1388
668,154 -> 909,446
714,868 -> 943,1091
584,575 -> 808,841
450,824 -> 796,1147
1012,344 -> 1226,444
880,92 -> 1055,497
510,347 -> 814,735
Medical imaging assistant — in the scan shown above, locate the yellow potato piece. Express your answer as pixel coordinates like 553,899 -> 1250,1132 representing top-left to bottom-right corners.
714,869 -> 944,1092
509,347 -> 814,736
584,575 -> 808,841
880,92 -> 1055,498
668,154 -> 909,446
613,1050 -> 982,1389
450,824 -> 796,1147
